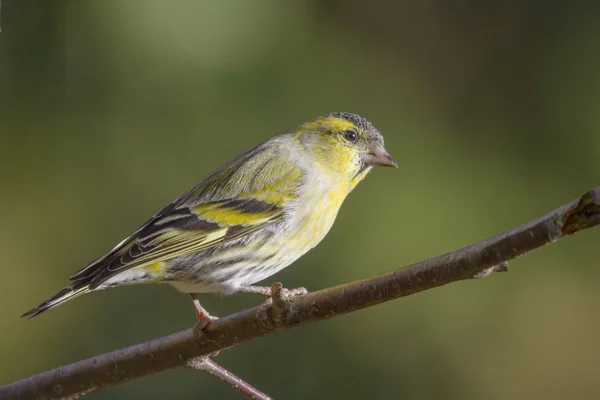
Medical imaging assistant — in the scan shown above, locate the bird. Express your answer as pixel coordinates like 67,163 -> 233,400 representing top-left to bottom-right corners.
22,112 -> 397,322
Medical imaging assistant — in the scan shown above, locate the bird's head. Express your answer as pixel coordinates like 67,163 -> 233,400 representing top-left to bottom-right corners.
295,112 -> 397,187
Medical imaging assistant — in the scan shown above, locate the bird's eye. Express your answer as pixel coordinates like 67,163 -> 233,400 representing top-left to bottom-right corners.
342,130 -> 358,143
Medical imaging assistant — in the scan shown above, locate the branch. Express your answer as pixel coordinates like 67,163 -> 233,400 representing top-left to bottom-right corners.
2,188 -> 599,400
187,358 -> 272,400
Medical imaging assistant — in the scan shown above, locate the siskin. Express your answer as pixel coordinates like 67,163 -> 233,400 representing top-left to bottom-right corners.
23,112 -> 397,321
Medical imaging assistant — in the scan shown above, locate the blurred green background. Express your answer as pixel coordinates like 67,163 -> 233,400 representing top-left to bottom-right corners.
1,1 -> 599,399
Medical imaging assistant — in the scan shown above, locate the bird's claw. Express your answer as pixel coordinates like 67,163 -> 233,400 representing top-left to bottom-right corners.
195,311 -> 218,331
260,282 -> 308,299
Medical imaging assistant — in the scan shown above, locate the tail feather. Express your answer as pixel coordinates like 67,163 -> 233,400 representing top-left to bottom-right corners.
21,285 -> 90,319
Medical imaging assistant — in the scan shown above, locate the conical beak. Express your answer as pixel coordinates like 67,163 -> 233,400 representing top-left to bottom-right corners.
362,144 -> 398,168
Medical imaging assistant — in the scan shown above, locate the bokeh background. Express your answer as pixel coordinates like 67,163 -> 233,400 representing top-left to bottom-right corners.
1,1 -> 599,399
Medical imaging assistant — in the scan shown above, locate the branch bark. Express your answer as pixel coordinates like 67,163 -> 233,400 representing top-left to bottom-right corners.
2,188 -> 599,400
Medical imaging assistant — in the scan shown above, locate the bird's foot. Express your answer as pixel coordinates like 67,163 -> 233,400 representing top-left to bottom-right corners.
251,282 -> 306,330
190,293 -> 218,330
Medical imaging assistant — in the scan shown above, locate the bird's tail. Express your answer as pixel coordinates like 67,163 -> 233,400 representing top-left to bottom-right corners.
21,285 -> 90,319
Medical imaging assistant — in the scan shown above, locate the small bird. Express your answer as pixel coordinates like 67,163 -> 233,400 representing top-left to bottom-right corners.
22,112 -> 397,321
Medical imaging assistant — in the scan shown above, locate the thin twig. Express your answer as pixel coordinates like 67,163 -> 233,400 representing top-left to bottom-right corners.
1,188 -> 599,400
187,357 -> 272,400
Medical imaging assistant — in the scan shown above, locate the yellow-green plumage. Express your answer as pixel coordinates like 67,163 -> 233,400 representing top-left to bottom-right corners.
22,112 -> 397,318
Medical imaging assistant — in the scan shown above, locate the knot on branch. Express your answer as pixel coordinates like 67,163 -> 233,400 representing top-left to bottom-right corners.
563,189 -> 600,235
473,261 -> 509,279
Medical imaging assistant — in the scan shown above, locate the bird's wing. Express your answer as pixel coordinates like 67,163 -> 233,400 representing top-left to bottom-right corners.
70,197 -> 284,289
69,138 -> 304,289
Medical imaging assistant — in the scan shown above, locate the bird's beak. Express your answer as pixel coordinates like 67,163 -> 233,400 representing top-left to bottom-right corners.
362,143 -> 398,168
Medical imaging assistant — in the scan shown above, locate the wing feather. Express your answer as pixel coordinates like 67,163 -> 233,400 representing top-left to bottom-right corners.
72,198 -> 283,289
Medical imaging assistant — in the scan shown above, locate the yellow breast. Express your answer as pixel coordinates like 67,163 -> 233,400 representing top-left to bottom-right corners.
285,181 -> 351,254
